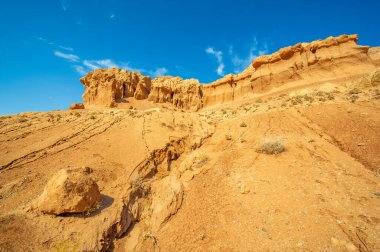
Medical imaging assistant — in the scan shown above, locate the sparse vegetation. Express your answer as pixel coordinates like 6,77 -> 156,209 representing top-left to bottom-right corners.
349,94 -> 359,103
326,93 -> 335,100
194,153 -> 210,168
255,98 -> 263,103
256,137 -> 286,155
348,88 -> 360,95
225,134 -> 232,140
240,122 -> 247,127
291,96 -> 303,105
18,116 -> 28,123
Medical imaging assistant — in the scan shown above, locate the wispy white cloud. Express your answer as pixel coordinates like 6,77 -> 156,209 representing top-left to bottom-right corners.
150,67 -> 168,77
59,45 -> 74,51
73,65 -> 87,75
36,37 -> 47,42
36,37 -> 74,53
229,37 -> 268,73
54,51 -> 80,62
60,0 -> 71,11
83,59 -> 122,70
80,59 -> 168,77
205,47 -> 225,76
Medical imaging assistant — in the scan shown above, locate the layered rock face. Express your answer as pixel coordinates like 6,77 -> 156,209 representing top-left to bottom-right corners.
149,76 -> 203,110
80,68 -> 151,108
201,34 -> 378,106
79,34 -> 378,109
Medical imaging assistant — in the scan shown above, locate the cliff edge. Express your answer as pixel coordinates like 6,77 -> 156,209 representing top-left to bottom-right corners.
79,34 -> 379,109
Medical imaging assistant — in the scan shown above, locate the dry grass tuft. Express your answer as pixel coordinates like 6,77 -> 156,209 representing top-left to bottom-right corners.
256,137 -> 286,155
194,153 -> 210,168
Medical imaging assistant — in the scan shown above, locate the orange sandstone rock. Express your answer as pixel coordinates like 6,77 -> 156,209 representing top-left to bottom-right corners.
148,76 -> 203,110
80,68 -> 151,108
37,168 -> 101,215
69,102 -> 85,110
78,34 -> 378,109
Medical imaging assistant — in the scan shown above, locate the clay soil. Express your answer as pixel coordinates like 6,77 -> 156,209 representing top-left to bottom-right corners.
0,85 -> 379,251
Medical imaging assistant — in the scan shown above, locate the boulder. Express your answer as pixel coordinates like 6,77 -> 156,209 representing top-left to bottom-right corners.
37,168 -> 101,215
69,103 -> 85,110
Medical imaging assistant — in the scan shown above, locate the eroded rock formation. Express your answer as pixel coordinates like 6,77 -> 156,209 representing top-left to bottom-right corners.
80,68 -> 151,108
69,103 -> 85,110
149,76 -> 203,110
79,34 -> 379,109
201,34 -> 378,106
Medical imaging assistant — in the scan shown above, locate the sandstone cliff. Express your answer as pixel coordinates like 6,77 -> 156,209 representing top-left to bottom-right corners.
79,34 -> 378,109
201,34 -> 378,106
148,76 -> 202,110
80,68 -> 151,108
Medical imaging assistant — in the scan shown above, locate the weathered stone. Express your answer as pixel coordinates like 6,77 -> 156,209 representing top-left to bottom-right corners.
37,168 -> 101,215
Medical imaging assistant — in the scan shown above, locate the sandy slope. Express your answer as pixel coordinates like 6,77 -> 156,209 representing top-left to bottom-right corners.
0,83 -> 379,251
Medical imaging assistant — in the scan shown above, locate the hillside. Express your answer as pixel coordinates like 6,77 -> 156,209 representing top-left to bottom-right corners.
0,35 -> 379,251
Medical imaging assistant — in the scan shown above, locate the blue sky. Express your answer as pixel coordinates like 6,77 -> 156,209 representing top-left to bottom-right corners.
0,0 -> 379,115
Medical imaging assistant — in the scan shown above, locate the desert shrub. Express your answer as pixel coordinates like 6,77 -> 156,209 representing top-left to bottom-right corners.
18,117 -> 28,123
303,95 -> 314,103
255,98 -> 263,103
240,122 -> 247,127
348,88 -> 360,95
315,91 -> 325,96
90,115 -> 96,120
256,137 -> 286,155
291,96 -> 303,105
194,153 -> 210,167
349,94 -> 359,103
221,109 -> 227,114
178,123 -> 187,130
281,102 -> 287,107
74,112 -> 81,117
326,93 -> 335,100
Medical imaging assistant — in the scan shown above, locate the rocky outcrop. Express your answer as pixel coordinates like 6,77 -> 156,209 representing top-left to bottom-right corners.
201,34 -> 378,106
79,34 -> 378,109
80,68 -> 151,108
148,76 -> 203,110
37,167 -> 101,215
69,103 -> 85,110
368,47 -> 380,66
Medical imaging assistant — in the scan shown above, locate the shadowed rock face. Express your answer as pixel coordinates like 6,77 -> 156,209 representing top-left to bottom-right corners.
79,34 -> 379,109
